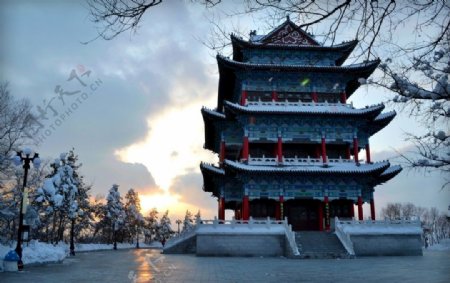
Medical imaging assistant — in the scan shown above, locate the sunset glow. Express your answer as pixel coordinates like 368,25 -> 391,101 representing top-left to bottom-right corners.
139,192 -> 180,214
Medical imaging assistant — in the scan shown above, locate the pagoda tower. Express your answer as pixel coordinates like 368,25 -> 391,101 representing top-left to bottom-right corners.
200,18 -> 401,231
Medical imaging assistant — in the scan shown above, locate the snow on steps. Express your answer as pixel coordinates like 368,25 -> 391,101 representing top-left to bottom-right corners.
295,231 -> 352,259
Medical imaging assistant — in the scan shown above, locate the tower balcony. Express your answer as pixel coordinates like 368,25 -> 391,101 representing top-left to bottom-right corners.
245,99 -> 354,108
245,155 -> 357,166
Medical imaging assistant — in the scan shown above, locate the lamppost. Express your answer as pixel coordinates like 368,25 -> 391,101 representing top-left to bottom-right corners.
176,219 -> 182,234
13,149 -> 40,271
70,218 -> 75,256
135,224 -> 139,249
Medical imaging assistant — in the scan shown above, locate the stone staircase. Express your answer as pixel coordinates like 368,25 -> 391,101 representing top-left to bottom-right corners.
295,231 -> 352,259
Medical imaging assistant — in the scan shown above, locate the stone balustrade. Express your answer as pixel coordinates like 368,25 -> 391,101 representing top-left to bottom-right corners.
247,155 -> 354,165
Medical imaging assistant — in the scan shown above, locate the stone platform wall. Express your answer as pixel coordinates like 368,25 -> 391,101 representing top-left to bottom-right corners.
351,234 -> 423,256
196,233 -> 285,257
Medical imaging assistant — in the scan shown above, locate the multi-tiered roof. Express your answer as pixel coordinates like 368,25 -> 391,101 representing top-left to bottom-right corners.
200,18 -> 401,227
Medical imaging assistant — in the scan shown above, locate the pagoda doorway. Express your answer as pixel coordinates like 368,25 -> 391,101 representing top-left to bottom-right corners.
249,199 -> 277,219
285,199 -> 321,231
330,199 -> 354,219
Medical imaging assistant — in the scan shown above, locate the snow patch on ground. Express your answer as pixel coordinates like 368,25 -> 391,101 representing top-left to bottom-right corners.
428,238 -> 450,251
1,241 -> 162,268
0,241 -> 66,266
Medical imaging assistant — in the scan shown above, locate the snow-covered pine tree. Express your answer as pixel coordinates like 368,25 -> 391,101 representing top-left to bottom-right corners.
195,210 -> 201,224
34,153 -> 79,244
156,210 -> 173,243
182,210 -> 193,232
124,188 -> 143,247
65,149 -> 92,254
105,184 -> 125,249
143,208 -> 158,244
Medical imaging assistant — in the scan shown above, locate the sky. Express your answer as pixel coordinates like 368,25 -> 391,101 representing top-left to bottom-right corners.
0,0 -> 448,220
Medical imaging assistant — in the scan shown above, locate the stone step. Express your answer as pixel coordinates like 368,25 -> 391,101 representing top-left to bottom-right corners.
295,231 -> 351,259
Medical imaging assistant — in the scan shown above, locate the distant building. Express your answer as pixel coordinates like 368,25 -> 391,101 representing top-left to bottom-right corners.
200,17 -> 401,231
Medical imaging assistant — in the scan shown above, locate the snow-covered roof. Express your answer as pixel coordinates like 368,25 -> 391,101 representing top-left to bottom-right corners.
201,107 -> 226,119
223,159 -> 390,175
200,162 -> 225,175
374,110 -> 396,122
233,33 -> 357,50
250,17 -> 321,46
217,54 -> 380,72
379,165 -> 403,182
224,100 -> 384,116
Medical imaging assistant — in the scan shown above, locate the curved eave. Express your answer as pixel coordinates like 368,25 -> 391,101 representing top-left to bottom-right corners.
201,107 -> 226,151
218,54 -> 380,73
369,111 -> 396,136
224,100 -> 384,118
231,34 -> 358,65
374,165 -> 402,186
224,160 -> 390,176
201,107 -> 226,120
200,162 -> 225,194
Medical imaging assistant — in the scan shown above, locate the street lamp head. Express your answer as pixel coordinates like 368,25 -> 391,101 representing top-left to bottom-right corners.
13,155 -> 22,166
32,155 -> 41,168
22,148 -> 32,156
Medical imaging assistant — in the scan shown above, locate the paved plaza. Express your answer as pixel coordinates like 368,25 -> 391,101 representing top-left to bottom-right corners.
1,248 -> 449,283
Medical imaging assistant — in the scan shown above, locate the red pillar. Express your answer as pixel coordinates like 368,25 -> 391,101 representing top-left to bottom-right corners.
271,91 -> 278,101
242,131 -> 249,161
370,198 -> 376,220
340,91 -> 347,104
218,196 -> 225,220
346,144 -> 351,160
242,194 -> 249,220
241,90 -> 247,105
318,201 -> 324,231
357,196 -> 363,220
219,138 -> 226,165
353,135 -> 359,164
277,135 -> 283,163
365,143 -> 371,163
312,92 -> 318,103
324,196 -> 330,231
321,136 -> 327,164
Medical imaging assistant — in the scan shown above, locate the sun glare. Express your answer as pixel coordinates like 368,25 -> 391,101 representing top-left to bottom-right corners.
139,193 -> 180,214
115,99 -> 215,190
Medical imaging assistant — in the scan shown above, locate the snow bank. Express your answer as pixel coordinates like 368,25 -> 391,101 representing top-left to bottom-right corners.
22,241 -> 66,264
0,241 -> 66,266
0,241 -> 161,269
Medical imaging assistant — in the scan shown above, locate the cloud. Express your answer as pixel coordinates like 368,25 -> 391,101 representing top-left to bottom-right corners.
169,172 -> 216,214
